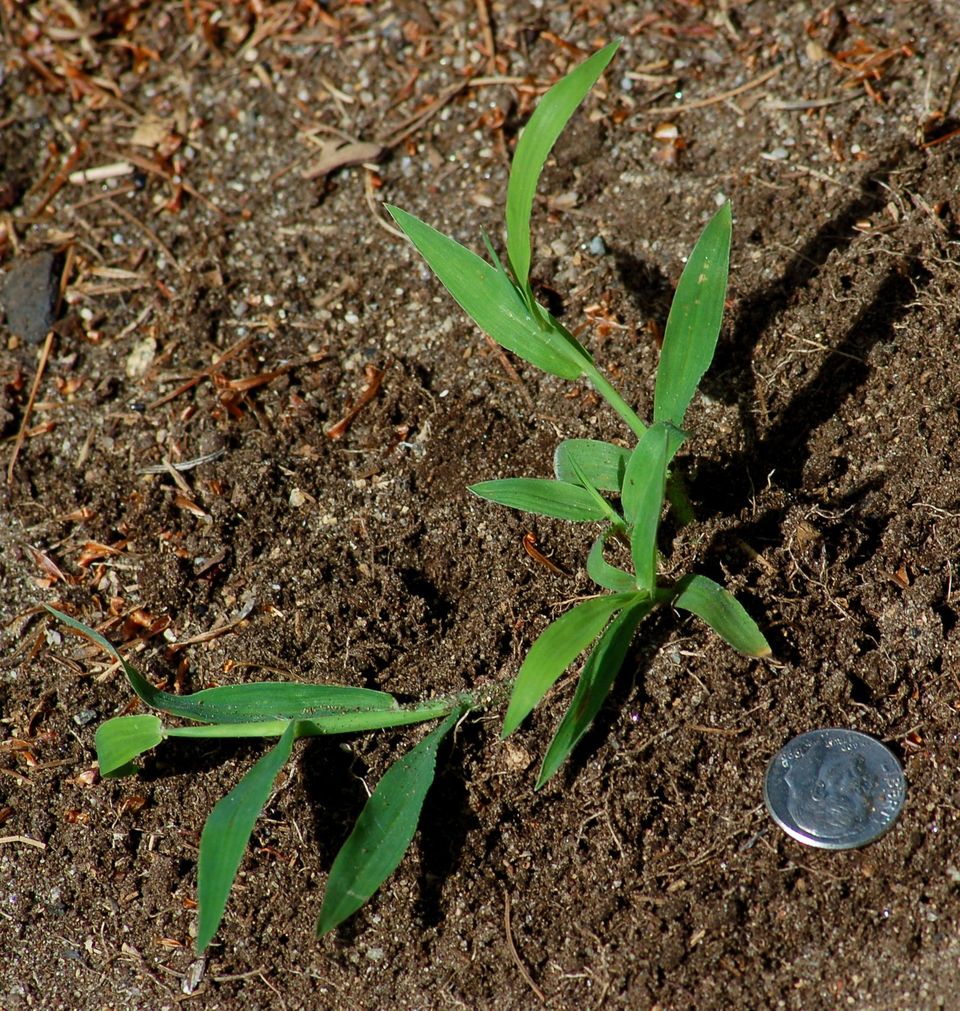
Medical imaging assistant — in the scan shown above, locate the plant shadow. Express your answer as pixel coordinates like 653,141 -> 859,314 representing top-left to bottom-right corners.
705,143 -> 913,430
415,723 -> 478,928
610,246 -> 674,325
548,152 -> 934,781
556,606 -> 676,790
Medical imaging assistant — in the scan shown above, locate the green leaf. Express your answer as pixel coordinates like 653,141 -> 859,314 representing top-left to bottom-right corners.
536,597 -> 652,788
95,715 -> 164,777
196,720 -> 297,953
183,682 -> 397,723
653,202 -> 732,428
317,709 -> 460,936
502,591 -> 639,736
564,454 -> 625,530
386,205 -> 591,380
47,606 -> 398,725
164,696 -> 460,740
506,39 -> 620,294
673,574 -> 771,657
553,439 -> 631,493
481,227 -> 512,281
469,478 -> 610,522
620,422 -> 686,525
586,528 -> 636,592
621,422 -> 675,591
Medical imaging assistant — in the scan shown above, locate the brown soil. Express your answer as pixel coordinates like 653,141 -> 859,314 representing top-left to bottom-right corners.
3,3 -> 960,1008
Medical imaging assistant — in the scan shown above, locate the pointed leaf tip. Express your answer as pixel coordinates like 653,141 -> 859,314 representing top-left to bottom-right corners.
673,574 -> 771,657
317,711 -> 459,935
653,202 -> 732,428
506,40 -> 620,292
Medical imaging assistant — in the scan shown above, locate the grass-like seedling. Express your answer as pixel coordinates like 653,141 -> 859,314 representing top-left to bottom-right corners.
387,38 -> 771,788
46,606 -> 477,951
45,39 -> 769,954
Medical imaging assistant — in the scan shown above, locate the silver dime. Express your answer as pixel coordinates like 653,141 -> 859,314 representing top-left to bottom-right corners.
763,728 -> 906,850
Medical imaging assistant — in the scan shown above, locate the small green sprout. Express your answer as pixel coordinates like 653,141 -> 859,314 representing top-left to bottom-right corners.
46,606 -> 472,952
388,38 -> 771,789
44,40 -> 771,955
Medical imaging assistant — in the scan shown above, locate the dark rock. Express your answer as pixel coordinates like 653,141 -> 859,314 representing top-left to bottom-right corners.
2,251 -> 62,344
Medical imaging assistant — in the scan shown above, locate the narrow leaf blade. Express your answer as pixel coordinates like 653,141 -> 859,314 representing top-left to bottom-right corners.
48,605 -> 400,725
564,454 -> 625,529
95,715 -> 164,777
167,697 -> 459,740
47,605 -> 173,712
196,721 -> 297,953
653,203 -> 732,427
317,710 -> 460,935
387,205 -> 590,379
586,529 -> 636,592
553,438 -> 631,492
502,592 -> 639,736
673,574 -> 771,657
620,422 -> 684,526
536,598 -> 652,788
621,423 -> 673,591
185,683 -> 398,723
469,478 -> 609,522
506,40 -> 620,291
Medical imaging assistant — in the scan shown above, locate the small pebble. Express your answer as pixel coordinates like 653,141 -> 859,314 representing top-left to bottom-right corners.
588,235 -> 607,256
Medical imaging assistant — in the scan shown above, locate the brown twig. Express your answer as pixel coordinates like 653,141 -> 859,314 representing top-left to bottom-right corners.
146,334 -> 255,410
483,334 -> 534,407
28,133 -> 88,219
640,65 -> 783,115
169,616 -> 248,650
365,169 -> 405,238
522,531 -> 569,576
475,0 -> 497,75
504,891 -> 546,1003
7,331 -> 54,486
378,80 -> 473,150
118,150 -> 226,219
325,363 -> 386,440
104,197 -> 183,272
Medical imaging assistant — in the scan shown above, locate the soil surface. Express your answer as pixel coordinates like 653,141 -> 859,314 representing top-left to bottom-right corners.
3,2 -> 960,1008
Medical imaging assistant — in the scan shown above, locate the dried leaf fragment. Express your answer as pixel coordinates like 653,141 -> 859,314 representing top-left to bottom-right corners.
302,141 -> 384,180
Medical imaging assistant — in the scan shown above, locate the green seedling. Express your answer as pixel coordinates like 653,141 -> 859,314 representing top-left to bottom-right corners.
45,41 -> 770,954
388,38 -> 770,789
46,606 -> 474,952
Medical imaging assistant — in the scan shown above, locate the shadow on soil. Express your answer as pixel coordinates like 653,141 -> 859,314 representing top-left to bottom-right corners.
686,150 -> 932,615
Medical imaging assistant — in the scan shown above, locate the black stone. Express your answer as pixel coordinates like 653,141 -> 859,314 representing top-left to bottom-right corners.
2,251 -> 61,344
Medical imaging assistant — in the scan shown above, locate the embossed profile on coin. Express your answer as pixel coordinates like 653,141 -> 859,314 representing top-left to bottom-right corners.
763,729 -> 906,850
783,739 -> 879,836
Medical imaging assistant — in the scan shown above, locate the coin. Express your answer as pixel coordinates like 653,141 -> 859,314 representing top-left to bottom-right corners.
763,728 -> 906,850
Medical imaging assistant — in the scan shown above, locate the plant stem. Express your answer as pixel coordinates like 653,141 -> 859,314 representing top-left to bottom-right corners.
583,366 -> 647,441
162,685 -> 516,741
583,366 -> 697,522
